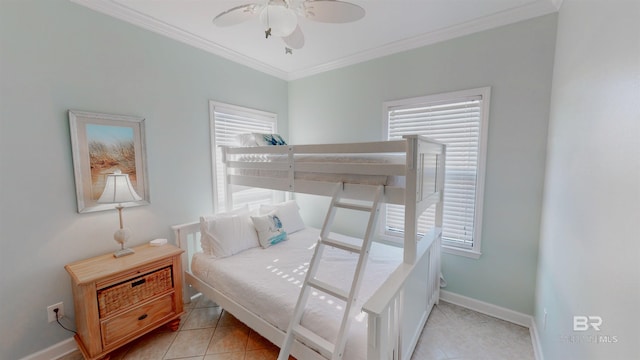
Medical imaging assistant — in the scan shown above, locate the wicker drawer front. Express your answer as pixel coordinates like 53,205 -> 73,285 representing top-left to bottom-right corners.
101,294 -> 175,347
98,266 -> 173,318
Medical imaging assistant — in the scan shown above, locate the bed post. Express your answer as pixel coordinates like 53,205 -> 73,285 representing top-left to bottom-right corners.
172,223 -> 198,304
220,146 -> 234,211
403,135 -> 419,265
435,142 -> 446,304
435,144 -> 446,233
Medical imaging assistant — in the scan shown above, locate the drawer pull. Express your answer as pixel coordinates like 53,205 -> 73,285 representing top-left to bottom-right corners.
131,279 -> 146,287
138,314 -> 148,321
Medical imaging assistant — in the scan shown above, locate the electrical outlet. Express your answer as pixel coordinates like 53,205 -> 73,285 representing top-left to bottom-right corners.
47,302 -> 64,323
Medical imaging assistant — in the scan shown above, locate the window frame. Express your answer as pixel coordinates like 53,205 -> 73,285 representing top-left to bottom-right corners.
209,100 -> 280,212
380,87 -> 490,259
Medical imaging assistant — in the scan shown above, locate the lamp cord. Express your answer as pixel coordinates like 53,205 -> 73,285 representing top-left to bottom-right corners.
55,310 -> 77,335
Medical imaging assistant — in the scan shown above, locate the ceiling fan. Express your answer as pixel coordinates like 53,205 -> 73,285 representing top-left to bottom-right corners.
212,0 -> 365,53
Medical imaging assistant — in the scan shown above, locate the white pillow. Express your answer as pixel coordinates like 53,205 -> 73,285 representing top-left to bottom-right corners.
259,200 -> 305,234
251,210 -> 287,248
199,206 -> 259,258
235,133 -> 259,147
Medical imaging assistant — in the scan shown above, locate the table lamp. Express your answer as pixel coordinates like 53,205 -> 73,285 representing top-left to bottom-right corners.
97,170 -> 142,257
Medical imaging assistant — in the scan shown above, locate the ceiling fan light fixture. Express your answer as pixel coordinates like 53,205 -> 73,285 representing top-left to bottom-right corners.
213,0 -> 365,52
260,4 -> 298,37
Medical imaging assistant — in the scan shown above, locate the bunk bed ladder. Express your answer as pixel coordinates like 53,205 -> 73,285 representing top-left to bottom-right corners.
278,183 -> 385,360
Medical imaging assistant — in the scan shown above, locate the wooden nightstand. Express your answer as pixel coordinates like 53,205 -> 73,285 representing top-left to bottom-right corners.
65,244 -> 185,360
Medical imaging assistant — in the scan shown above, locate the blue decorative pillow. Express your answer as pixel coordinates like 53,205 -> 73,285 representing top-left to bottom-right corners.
256,133 -> 287,146
251,211 -> 288,248
260,200 -> 305,235
235,133 -> 287,147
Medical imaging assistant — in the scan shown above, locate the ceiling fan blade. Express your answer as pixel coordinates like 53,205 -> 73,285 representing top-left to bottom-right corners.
282,24 -> 305,49
213,3 -> 262,27
303,0 -> 365,23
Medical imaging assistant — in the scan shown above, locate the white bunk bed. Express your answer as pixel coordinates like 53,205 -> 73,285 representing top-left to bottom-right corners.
172,135 -> 445,360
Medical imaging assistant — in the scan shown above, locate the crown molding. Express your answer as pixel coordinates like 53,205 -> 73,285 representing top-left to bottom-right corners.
70,0 -> 559,82
287,0 -> 559,80
69,0 -> 289,80
551,0 -> 565,10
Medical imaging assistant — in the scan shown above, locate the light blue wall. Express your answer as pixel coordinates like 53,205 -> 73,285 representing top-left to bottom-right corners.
0,1 -> 288,359
288,14 -> 558,315
535,1 -> 640,359
0,1 -> 566,357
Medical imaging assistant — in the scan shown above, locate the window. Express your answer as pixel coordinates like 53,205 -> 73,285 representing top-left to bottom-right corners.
382,87 -> 490,258
209,101 -> 280,212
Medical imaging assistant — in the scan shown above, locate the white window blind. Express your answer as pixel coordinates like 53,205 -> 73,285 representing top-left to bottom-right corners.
383,88 -> 489,256
210,101 -> 278,211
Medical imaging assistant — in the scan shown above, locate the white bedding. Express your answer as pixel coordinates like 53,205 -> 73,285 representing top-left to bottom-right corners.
231,153 -> 405,186
191,227 -> 402,360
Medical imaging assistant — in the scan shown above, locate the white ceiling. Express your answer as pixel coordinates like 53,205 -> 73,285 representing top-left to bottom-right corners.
71,0 -> 560,80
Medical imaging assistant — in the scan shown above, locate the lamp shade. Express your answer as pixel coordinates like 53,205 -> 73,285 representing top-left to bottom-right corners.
97,170 -> 142,204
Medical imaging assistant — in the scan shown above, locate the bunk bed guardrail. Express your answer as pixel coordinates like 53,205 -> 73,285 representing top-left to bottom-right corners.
220,135 -> 440,207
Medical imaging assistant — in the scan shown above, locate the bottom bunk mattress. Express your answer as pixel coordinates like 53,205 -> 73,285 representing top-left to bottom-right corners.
191,227 -> 403,360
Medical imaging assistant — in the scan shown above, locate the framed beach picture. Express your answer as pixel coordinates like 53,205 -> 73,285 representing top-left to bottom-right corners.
69,110 -> 150,213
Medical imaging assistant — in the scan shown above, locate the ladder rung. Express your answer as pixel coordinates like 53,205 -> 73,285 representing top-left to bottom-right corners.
307,279 -> 349,301
293,325 -> 335,358
334,201 -> 373,212
322,237 -> 362,253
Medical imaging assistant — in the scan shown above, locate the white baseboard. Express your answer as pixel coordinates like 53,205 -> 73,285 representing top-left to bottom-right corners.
440,290 -> 544,360
440,290 -> 532,327
19,337 -> 77,360
529,318 -> 545,360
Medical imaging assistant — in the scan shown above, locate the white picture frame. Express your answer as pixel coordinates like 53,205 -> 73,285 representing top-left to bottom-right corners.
69,110 -> 150,213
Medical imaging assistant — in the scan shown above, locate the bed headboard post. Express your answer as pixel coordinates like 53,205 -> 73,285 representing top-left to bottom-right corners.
435,144 -> 446,232
403,135 -> 419,264
402,135 -> 446,265
219,145 -> 234,211
287,146 -> 295,192
172,221 -> 200,304
404,135 -> 417,170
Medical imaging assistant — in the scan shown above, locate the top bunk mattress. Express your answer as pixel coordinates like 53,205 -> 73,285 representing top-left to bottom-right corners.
191,227 -> 402,360
229,153 -> 405,186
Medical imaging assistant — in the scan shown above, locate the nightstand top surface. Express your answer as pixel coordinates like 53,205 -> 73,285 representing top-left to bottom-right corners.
65,244 -> 183,285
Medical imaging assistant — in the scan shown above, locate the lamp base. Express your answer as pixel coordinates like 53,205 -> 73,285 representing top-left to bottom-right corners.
113,247 -> 135,258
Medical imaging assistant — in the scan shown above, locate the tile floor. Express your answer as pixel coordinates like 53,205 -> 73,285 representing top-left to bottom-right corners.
59,295 -> 534,360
